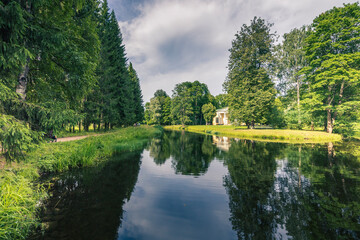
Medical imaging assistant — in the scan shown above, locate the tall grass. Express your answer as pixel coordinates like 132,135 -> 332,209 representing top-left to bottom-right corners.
0,170 -> 45,240
164,125 -> 342,143
25,126 -> 161,173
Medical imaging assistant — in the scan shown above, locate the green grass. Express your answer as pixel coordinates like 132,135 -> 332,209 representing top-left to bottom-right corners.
353,122 -> 360,140
55,126 -> 118,138
164,125 -> 342,143
0,168 -> 46,240
27,126 -> 161,173
0,126 -> 161,239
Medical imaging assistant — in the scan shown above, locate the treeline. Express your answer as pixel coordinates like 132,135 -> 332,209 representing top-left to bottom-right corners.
0,0 -> 143,160
144,82 -> 227,126
225,3 -> 360,135
146,3 -> 360,136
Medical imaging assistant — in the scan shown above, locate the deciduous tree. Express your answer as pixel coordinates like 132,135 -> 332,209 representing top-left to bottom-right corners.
202,103 -> 216,125
303,3 -> 360,134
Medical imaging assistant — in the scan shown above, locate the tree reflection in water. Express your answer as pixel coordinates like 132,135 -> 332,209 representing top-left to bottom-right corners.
223,139 -> 360,239
223,140 -> 281,239
148,131 -> 219,175
34,131 -> 360,239
32,151 -> 143,240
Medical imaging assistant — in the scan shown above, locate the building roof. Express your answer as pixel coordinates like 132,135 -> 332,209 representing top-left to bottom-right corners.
216,107 -> 228,113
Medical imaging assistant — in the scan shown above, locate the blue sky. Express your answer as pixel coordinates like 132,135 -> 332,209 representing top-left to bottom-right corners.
108,0 -> 358,102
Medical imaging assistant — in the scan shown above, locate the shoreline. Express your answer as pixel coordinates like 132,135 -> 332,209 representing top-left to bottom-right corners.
164,125 -> 343,143
0,126 -> 161,240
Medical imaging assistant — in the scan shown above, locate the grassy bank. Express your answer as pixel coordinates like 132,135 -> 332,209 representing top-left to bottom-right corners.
0,126 -> 161,239
164,125 -> 342,143
27,126 -> 160,173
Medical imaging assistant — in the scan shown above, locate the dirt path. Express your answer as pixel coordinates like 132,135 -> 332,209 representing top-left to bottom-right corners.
56,133 -> 106,142
56,136 -> 90,142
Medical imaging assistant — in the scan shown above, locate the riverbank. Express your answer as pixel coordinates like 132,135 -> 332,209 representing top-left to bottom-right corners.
0,126 -> 161,240
164,125 -> 342,143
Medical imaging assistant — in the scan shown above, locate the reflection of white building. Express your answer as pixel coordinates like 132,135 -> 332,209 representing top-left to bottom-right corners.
212,107 -> 231,125
212,136 -> 230,151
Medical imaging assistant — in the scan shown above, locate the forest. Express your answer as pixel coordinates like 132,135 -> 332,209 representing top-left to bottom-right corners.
1,0 -> 144,161
144,3 -> 360,138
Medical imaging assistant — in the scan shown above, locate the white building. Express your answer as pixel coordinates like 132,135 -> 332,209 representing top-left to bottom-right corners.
212,107 -> 231,125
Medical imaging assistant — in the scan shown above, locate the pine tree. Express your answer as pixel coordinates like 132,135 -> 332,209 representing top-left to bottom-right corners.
128,62 -> 144,123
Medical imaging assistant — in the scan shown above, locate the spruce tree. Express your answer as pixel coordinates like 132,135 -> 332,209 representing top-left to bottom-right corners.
97,1 -> 133,129
1,0 -> 99,131
128,62 -> 144,123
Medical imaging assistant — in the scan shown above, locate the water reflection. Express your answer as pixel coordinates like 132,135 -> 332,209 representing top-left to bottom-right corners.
32,152 -> 142,240
33,131 -> 360,240
223,140 -> 360,239
149,131 -> 360,239
223,140 -> 281,239
212,135 -> 231,151
147,131 -> 219,175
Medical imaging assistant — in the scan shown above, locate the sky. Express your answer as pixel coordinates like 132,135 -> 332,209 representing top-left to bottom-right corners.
108,0 -> 358,102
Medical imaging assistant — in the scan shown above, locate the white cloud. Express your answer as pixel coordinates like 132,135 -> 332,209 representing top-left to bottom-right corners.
117,0 -> 358,102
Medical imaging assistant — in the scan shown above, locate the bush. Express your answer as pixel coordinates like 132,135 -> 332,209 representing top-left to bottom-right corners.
0,114 -> 35,162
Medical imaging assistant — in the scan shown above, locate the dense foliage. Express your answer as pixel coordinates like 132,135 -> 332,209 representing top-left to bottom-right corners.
0,0 -> 144,161
224,17 -> 276,128
222,3 -> 359,135
144,82 -> 219,126
302,3 -> 360,134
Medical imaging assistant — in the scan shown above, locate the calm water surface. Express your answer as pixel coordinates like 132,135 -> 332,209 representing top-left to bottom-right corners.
33,131 -> 360,240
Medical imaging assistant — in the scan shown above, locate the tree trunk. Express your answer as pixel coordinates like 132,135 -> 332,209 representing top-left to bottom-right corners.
327,142 -> 335,167
93,123 -> 96,132
333,80 -> 345,122
251,120 -> 255,129
16,58 -> 30,100
296,76 -> 301,128
326,87 -> 334,134
298,146 -> 302,188
72,125 -> 75,133
78,122 -> 81,132
310,121 -> 314,131
327,109 -> 333,134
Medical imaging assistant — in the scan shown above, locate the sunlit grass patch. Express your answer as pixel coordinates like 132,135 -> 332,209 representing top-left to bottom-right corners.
164,125 -> 342,143
27,126 -> 161,173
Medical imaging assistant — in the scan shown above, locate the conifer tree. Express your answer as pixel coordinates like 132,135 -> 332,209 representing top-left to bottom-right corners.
1,0 -> 99,130
128,62 -> 144,123
97,1 -> 133,129
224,17 -> 276,128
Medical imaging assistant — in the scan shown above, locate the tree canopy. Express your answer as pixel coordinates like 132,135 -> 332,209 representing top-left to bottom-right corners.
302,3 -> 360,133
224,17 -> 276,128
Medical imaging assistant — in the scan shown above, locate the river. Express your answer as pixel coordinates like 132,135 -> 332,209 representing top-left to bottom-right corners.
32,130 -> 360,239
